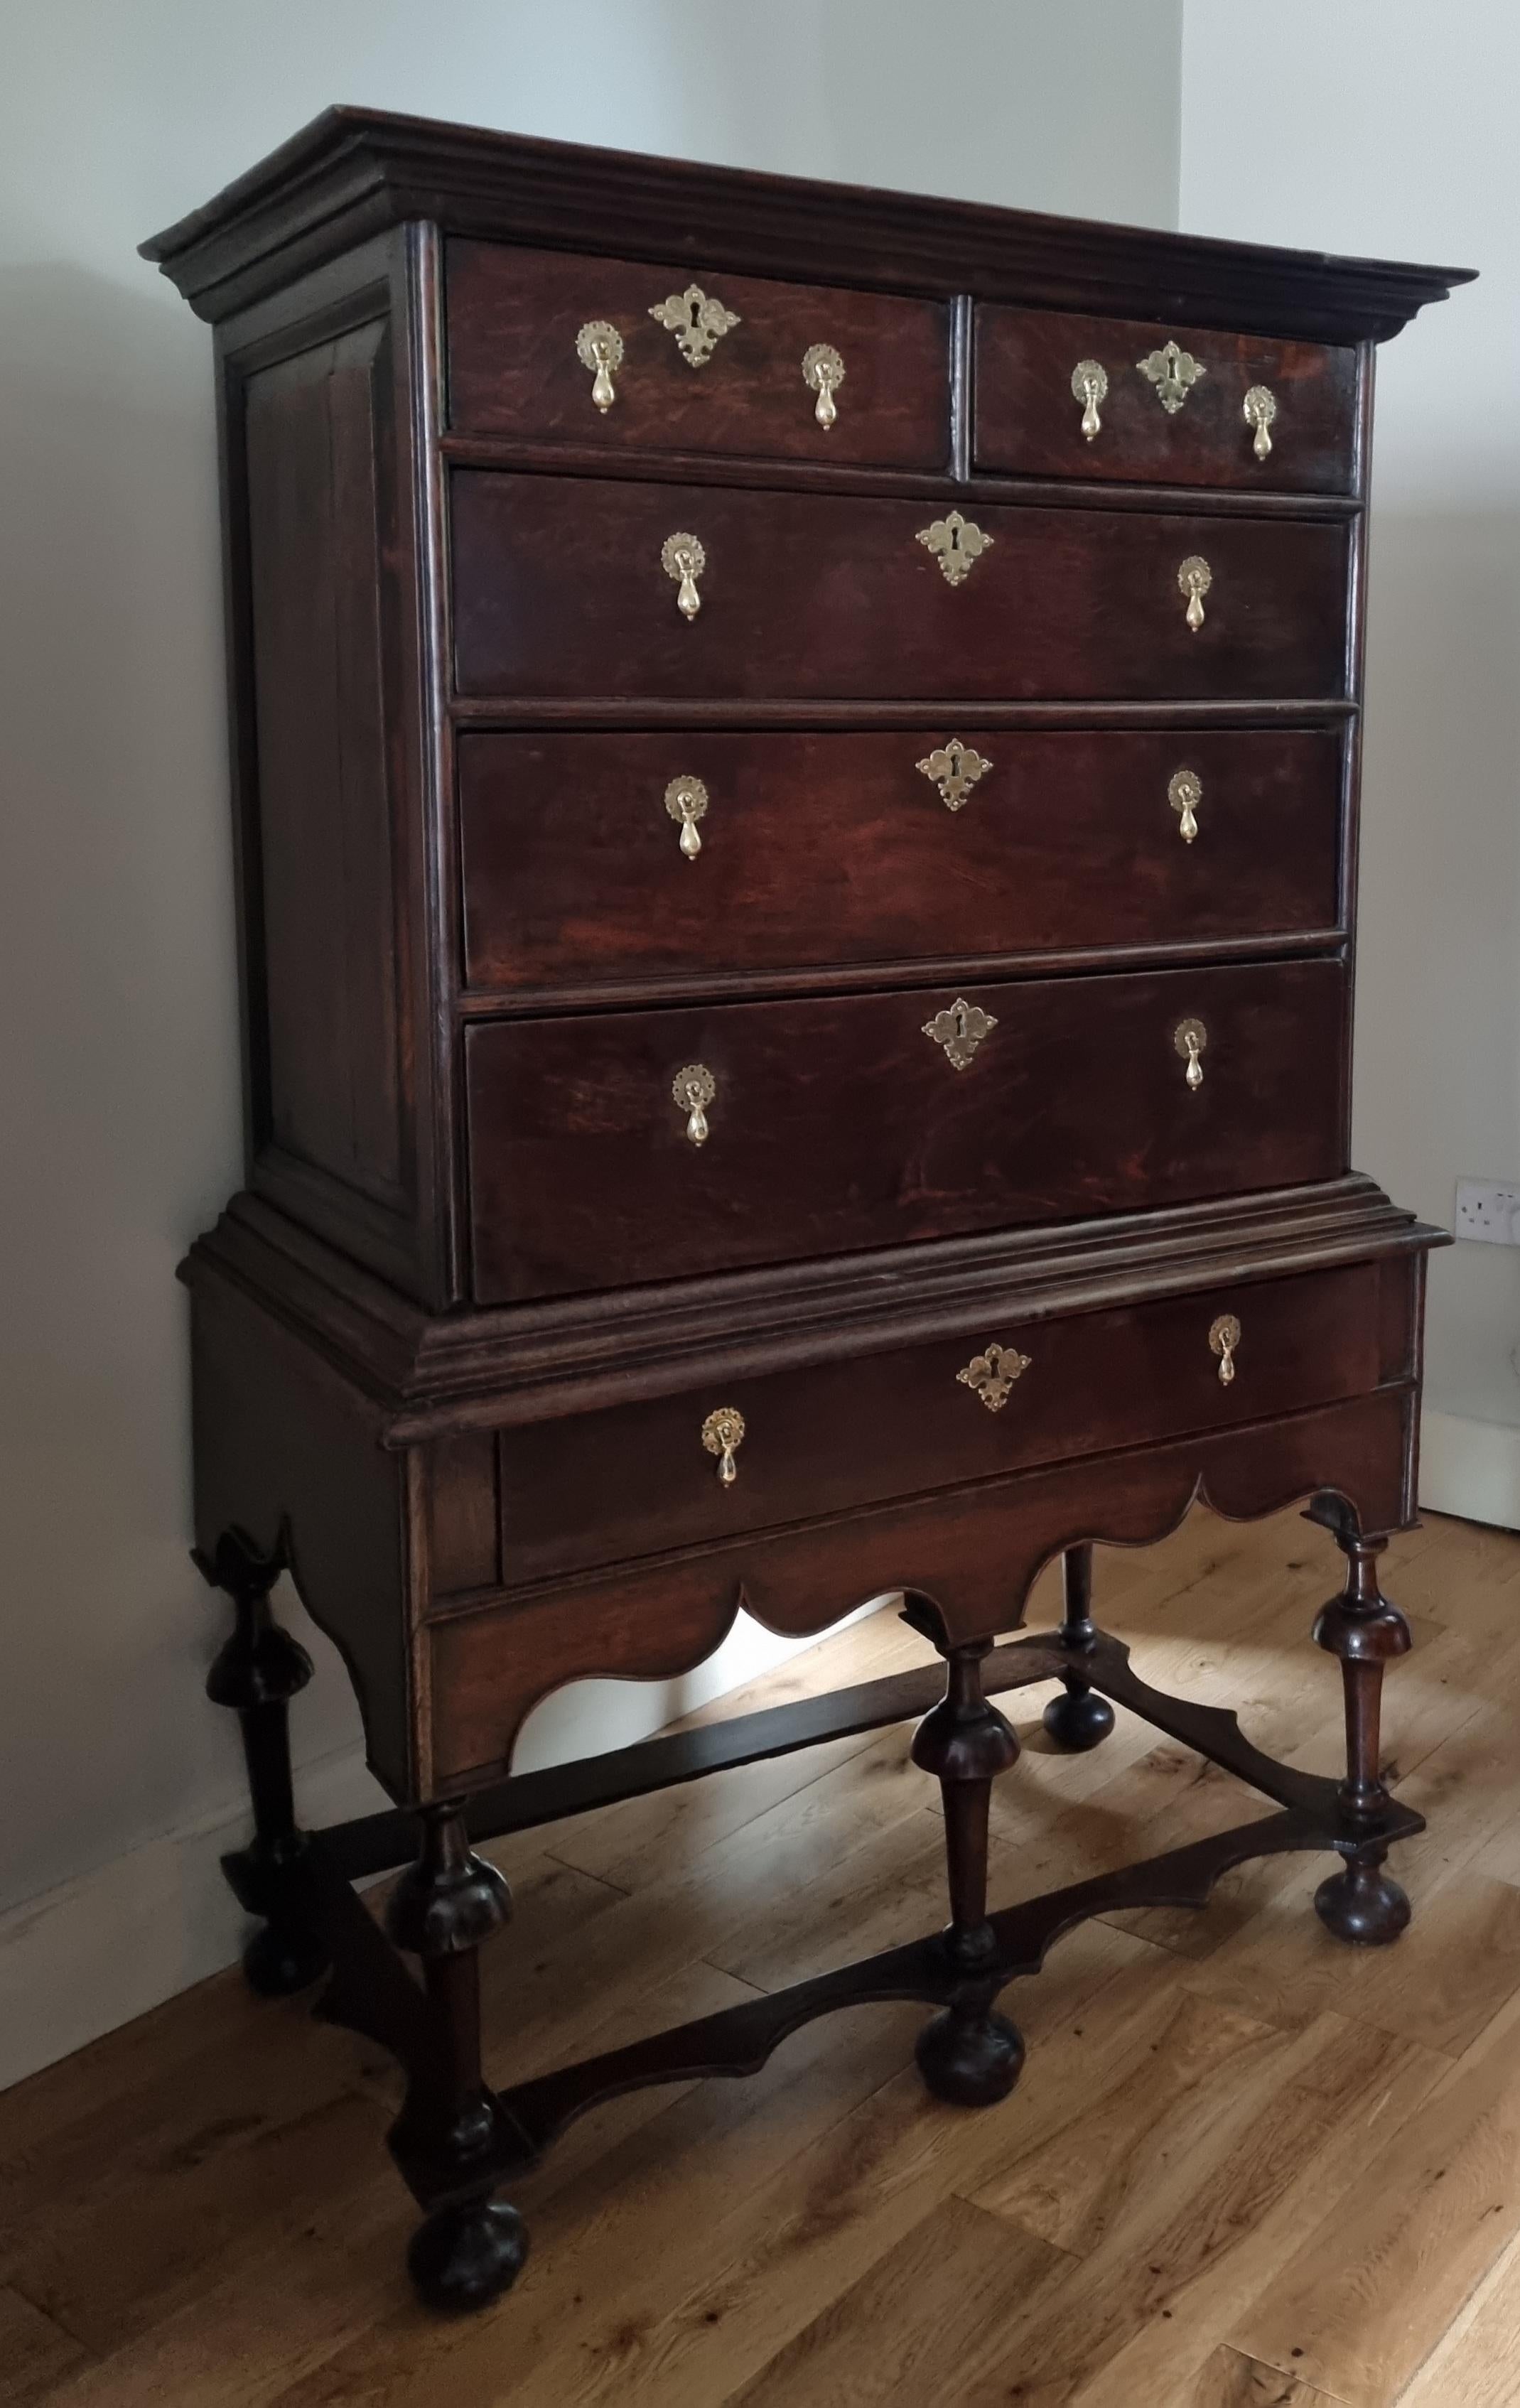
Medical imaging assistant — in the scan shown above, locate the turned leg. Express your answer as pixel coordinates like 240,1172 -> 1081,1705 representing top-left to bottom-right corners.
387,1805 -> 528,2312
1312,1533 -> 1413,1945
198,1528 -> 328,1997
911,1639 -> 1025,2106
1042,1543 -> 1116,1753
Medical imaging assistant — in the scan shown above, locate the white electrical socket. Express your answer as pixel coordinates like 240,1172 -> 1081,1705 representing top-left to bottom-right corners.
1455,1178 -> 1520,1243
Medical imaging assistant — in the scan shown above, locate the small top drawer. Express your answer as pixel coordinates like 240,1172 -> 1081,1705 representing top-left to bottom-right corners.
974,305 -> 1358,492
446,239 -> 949,470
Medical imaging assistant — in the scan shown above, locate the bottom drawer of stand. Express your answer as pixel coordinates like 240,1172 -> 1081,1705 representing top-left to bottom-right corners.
426,1385 -> 1416,1791
485,1259 -> 1398,1585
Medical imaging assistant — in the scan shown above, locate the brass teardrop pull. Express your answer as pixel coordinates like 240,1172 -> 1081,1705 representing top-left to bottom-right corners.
1209,1313 -> 1241,1384
575,319 -> 624,412
672,1063 -> 716,1145
701,1405 -> 745,1486
1168,767 -> 1202,843
1071,358 -> 1109,441
802,342 -> 845,428
1173,1016 -> 1208,1090
1244,384 -> 1278,460
665,775 -> 709,859
1177,555 -> 1212,632
662,532 -> 706,621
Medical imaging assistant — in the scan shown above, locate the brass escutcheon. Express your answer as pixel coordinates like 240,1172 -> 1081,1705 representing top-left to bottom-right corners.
662,531 -> 707,620
922,997 -> 997,1070
1209,1312 -> 1242,1385
1174,1016 -> 1208,1091
916,509 -> 993,588
1138,338 -> 1206,413
956,1341 -> 1033,1413
1168,767 -> 1203,843
672,1062 -> 716,1145
665,774 -> 709,860
916,738 -> 992,814
1071,358 -> 1109,440
701,1405 -> 746,1486
802,342 -> 846,428
1244,384 -> 1278,460
648,282 -> 740,367
575,319 -> 623,411
1177,554 -> 1212,632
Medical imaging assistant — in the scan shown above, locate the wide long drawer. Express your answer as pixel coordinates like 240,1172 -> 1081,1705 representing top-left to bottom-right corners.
458,726 -> 1344,993
492,1260 -> 1387,1582
465,959 -> 1347,1302
450,472 -> 1351,701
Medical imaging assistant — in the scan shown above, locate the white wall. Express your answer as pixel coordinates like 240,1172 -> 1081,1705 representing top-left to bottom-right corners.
1180,1 -> 1520,1518
0,0 -> 1183,2083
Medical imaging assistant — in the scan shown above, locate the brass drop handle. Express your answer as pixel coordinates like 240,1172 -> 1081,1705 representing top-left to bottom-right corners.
956,1341 -> 1032,1412
672,1063 -> 716,1145
1071,358 -> 1108,441
1209,1313 -> 1241,1385
665,774 -> 709,859
1174,1016 -> 1208,1091
662,532 -> 706,621
1244,384 -> 1277,460
1177,555 -> 1212,632
702,1405 -> 745,1486
575,319 -> 623,412
1169,767 -> 1202,843
802,342 -> 846,428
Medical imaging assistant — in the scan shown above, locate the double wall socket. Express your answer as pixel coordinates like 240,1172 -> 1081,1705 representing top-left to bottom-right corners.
1455,1179 -> 1520,1244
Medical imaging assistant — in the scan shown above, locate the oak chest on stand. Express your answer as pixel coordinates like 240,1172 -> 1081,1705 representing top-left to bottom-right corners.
143,109 -> 1470,2311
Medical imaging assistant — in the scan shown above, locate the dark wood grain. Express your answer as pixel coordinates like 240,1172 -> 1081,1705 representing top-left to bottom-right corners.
465,959 -> 1349,1302
492,1261 -> 1386,1582
975,304 -> 1357,491
446,238 -> 949,467
451,470 -> 1351,702
458,727 -> 1344,992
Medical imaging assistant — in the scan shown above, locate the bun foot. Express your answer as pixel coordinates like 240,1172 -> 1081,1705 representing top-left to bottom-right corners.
1042,1685 -> 1116,1753
1315,1858 -> 1411,1947
915,2004 -> 1025,2107
242,1920 -> 328,1997
407,2198 -> 529,2313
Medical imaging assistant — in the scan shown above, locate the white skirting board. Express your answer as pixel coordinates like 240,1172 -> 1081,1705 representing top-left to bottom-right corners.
1418,1409 -> 1520,1532
0,1602 -> 879,2095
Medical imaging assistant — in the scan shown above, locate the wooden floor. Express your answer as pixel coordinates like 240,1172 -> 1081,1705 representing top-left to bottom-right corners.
5,1506 -> 1520,2405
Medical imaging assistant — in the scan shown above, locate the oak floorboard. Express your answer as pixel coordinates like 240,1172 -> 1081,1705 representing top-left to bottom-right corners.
3,1506 -> 1517,2407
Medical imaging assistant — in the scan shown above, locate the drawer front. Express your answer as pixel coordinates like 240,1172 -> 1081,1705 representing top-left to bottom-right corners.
495,1262 -> 1386,1582
974,306 -> 1359,492
460,727 -> 1344,993
446,240 -> 949,469
451,473 -> 1350,702
465,959 -> 1347,1302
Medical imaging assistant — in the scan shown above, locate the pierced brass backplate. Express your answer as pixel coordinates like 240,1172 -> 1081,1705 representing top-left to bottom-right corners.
922,998 -> 997,1070
802,342 -> 846,428
649,283 -> 740,367
917,738 -> 992,814
956,1341 -> 1032,1413
1209,1313 -> 1242,1386
672,1062 -> 716,1144
701,1406 -> 746,1486
1071,358 -> 1108,440
1138,338 -> 1206,413
1168,767 -> 1203,843
915,509 -> 993,588
1177,554 -> 1212,631
575,319 -> 623,411
1244,384 -> 1278,460
662,532 -> 707,620
665,774 -> 709,859
1173,1016 -> 1208,1091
